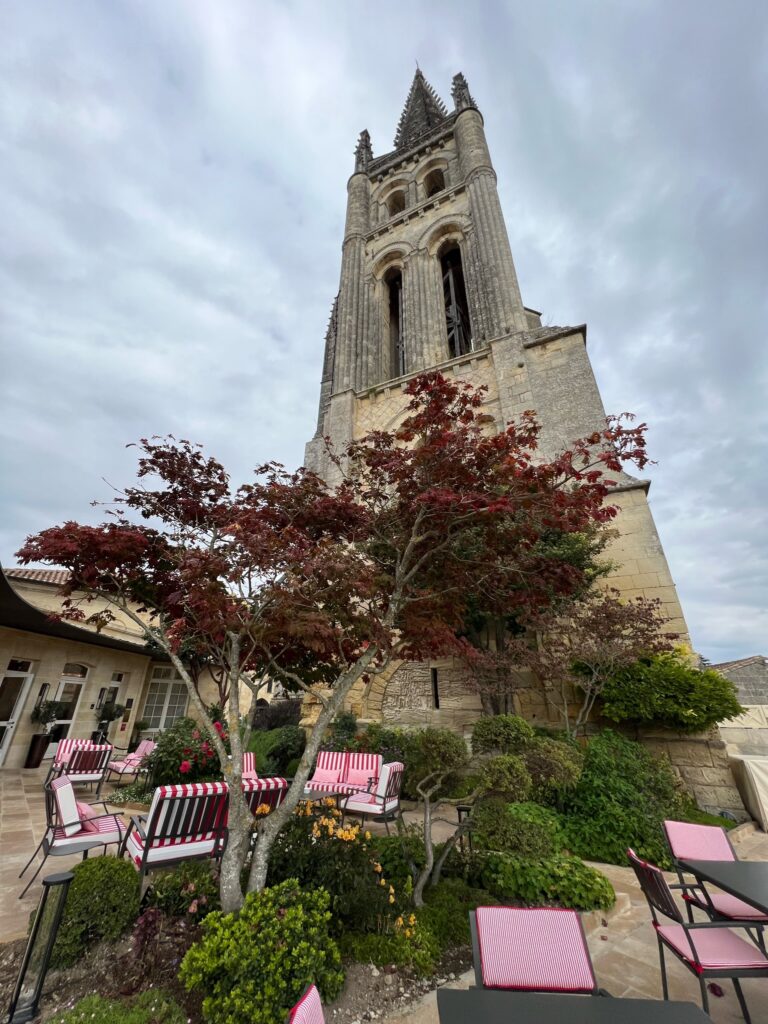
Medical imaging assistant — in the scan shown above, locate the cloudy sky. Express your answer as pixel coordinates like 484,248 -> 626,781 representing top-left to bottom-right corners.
1,1 -> 766,662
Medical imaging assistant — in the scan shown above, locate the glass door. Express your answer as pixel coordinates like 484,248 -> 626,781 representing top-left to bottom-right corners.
47,663 -> 89,752
0,659 -> 35,767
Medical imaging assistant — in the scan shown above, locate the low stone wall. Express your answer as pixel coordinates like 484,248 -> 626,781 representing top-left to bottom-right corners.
640,729 -> 748,821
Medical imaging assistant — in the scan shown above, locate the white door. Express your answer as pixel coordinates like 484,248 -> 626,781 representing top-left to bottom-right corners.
0,659 -> 35,767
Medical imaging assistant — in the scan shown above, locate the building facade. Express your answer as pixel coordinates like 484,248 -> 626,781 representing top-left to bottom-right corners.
304,70 -> 689,732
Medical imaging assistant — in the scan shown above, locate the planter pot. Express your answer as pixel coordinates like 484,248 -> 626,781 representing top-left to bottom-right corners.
24,733 -> 50,769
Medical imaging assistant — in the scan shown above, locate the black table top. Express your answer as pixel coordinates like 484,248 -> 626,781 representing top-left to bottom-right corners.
436,990 -> 709,1024
678,858 -> 768,915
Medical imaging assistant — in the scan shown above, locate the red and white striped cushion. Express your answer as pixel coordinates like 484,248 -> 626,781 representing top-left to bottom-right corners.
53,738 -> 93,766
51,776 -> 81,837
704,893 -> 768,922
242,777 -> 287,814
108,756 -> 143,775
140,781 -> 229,848
52,821 -> 123,846
66,744 -> 112,781
124,829 -> 220,867
80,814 -> 125,839
134,740 -> 156,758
657,923 -> 768,969
316,751 -> 348,775
664,820 -> 734,862
242,753 -> 258,778
288,984 -> 324,1024
346,753 -> 382,787
476,907 -> 596,992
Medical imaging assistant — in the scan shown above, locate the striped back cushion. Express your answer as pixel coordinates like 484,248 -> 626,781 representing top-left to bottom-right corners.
67,744 -> 112,774
664,820 -> 735,863
288,984 -> 324,1024
475,907 -> 596,992
242,753 -> 258,778
54,738 -> 93,764
378,761 -> 404,801
316,751 -> 348,778
51,775 -> 81,837
242,777 -> 288,815
134,740 -> 156,759
145,782 -> 229,847
347,752 -> 382,785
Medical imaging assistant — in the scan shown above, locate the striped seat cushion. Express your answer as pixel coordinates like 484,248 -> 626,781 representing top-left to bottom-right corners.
124,829 -> 220,867
657,923 -> 768,969
343,794 -> 399,815
686,891 -> 768,922
108,757 -> 143,775
289,984 -> 324,1024
53,738 -> 94,766
476,907 -> 596,992
52,819 -> 124,846
303,780 -> 350,795
664,820 -> 735,862
242,777 -> 288,814
242,753 -> 258,779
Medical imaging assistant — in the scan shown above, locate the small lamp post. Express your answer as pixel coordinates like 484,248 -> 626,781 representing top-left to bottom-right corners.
7,872 -> 73,1024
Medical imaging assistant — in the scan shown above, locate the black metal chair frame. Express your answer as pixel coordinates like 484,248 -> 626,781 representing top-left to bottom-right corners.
629,850 -> 767,1023
340,767 -> 404,835
44,744 -> 112,796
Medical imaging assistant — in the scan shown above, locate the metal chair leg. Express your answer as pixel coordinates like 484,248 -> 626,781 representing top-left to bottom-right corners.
18,839 -> 44,878
733,979 -> 752,1024
698,976 -> 709,1016
18,852 -> 48,899
657,938 -> 669,1000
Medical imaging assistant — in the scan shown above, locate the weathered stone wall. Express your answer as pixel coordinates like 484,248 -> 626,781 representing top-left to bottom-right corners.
640,730 -> 747,820
716,657 -> 768,704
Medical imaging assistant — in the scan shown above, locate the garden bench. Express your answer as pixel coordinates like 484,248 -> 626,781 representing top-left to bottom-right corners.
119,781 -> 229,888
340,760 -> 404,834
19,773 -> 125,897
106,739 -> 156,787
469,906 -> 603,994
304,751 -> 382,798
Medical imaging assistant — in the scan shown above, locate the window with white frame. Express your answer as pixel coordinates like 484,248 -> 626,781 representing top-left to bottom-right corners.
142,666 -> 188,730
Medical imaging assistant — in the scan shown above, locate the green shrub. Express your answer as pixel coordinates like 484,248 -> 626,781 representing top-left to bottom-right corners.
107,778 -> 153,806
49,857 -> 140,968
146,718 -> 226,786
338,921 -> 440,976
267,800 -> 395,932
407,728 -> 469,800
562,730 -> 683,867
442,772 -> 483,800
180,879 -> 344,1024
481,754 -> 531,801
248,724 -> 306,775
145,860 -> 220,922
419,878 -> 495,948
323,711 -> 359,749
472,800 -> 563,858
371,828 -> 426,888
471,714 -> 535,755
481,852 -> 615,910
56,990 -> 185,1024
678,799 -> 737,830
600,651 -> 744,733
523,737 -> 583,805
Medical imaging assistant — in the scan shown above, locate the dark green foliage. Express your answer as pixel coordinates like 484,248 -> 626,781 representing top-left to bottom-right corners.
57,991 -> 185,1024
247,724 -> 306,775
267,801 -> 392,932
145,860 -> 220,922
407,728 -> 469,798
146,718 -> 224,786
180,880 -> 344,1024
49,857 -> 140,968
472,800 -> 563,859
471,715 -> 535,755
371,828 -> 426,888
338,925 -> 440,976
678,800 -> 737,830
601,651 -> 744,733
442,773 -> 483,799
250,698 -> 302,731
358,723 -> 417,767
323,711 -> 359,749
419,878 -> 495,948
480,754 -> 532,801
481,852 -> 615,910
562,730 -> 683,867
523,736 -> 583,805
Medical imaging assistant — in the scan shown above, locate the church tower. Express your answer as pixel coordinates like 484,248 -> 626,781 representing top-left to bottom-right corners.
306,71 -> 688,728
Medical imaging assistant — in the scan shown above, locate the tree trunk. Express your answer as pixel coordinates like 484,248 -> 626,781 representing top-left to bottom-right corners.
219,786 -> 252,913
247,646 -> 380,892
413,794 -> 435,908
430,816 -> 473,889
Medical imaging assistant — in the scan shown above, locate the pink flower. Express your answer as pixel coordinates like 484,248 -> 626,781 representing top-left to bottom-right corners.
180,760 -> 192,774
188,900 -> 199,915
192,730 -> 201,740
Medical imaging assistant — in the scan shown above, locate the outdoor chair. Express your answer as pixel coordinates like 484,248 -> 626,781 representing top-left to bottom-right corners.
287,984 -> 324,1024
664,819 -> 768,936
242,776 -> 289,817
345,752 -> 382,792
18,774 -> 125,897
106,739 -> 156,787
46,743 -> 112,795
242,752 -> 258,779
469,906 -> 603,993
627,847 -> 768,1022
119,781 -> 229,888
51,737 -> 94,768
340,761 -> 404,834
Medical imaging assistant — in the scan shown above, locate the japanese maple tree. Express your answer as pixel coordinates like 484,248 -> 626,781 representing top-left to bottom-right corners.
18,371 -> 653,910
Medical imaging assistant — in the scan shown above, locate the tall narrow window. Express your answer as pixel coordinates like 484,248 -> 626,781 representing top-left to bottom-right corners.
386,269 -> 405,377
441,245 -> 472,358
387,191 -> 405,217
431,668 -> 440,709
424,168 -> 445,198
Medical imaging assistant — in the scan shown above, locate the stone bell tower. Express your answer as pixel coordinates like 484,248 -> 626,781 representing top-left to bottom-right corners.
305,70 -> 688,729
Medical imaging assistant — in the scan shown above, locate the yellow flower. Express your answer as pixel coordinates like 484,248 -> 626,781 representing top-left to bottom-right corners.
374,863 -> 382,873
365,831 -> 372,841
405,929 -> 412,938
395,916 -> 404,928
408,914 -> 416,926
389,895 -> 395,904
379,878 -> 386,887
389,885 -> 394,894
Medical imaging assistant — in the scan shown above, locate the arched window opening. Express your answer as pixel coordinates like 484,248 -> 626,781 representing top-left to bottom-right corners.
424,169 -> 445,198
385,269 -> 405,378
440,245 -> 472,358
387,191 -> 406,217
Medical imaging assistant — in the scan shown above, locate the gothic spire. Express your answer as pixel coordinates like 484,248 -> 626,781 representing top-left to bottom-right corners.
393,69 -> 449,151
354,129 -> 372,171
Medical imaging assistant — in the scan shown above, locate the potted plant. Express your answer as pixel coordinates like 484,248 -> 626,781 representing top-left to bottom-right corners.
25,700 -> 62,768
93,700 -> 126,742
